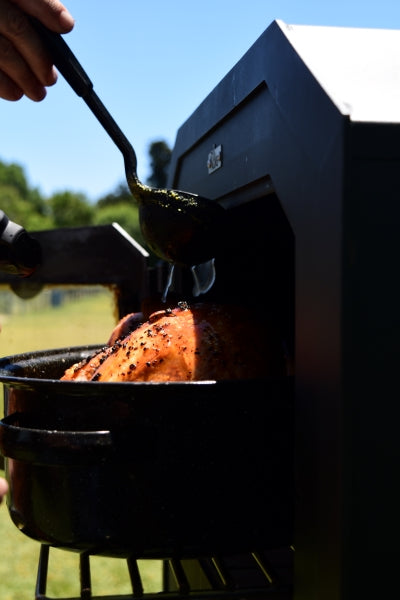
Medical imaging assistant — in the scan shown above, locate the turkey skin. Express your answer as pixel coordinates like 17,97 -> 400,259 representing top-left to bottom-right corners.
61,302 -> 286,382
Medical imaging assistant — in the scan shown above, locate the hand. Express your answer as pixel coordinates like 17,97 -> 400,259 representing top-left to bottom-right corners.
0,0 -> 74,101
0,476 -> 8,502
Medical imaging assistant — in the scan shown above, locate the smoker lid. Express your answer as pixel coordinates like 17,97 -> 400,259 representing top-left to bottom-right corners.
168,18 -> 400,202
278,20 -> 400,123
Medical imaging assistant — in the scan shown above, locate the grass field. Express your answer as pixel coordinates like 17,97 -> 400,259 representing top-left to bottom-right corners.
0,286 -> 117,355
0,288 -> 163,599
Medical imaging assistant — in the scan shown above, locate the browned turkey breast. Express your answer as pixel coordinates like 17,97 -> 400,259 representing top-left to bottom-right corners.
61,302 -> 286,382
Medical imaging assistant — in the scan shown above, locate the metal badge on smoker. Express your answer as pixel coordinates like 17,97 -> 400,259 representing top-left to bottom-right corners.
207,144 -> 222,174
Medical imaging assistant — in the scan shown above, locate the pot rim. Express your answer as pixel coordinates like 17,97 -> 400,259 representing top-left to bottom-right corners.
0,344 -> 220,388
0,345 -> 277,390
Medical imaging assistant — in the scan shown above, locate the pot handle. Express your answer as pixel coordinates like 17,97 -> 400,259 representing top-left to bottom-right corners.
0,413 -> 114,465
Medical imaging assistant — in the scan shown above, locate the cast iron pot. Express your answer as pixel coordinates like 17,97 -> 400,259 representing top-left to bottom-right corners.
0,346 -> 294,559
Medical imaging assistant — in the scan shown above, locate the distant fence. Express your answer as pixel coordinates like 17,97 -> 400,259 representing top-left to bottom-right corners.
0,285 -> 109,316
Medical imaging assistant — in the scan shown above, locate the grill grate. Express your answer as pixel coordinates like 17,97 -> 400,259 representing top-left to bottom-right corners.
35,545 -> 293,600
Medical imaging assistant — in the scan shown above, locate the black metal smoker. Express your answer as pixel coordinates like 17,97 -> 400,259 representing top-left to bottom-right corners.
165,19 -> 400,600
1,18 -> 400,600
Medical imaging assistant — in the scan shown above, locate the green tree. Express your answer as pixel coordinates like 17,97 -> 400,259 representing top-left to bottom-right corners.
96,183 -> 132,208
0,161 -> 29,198
0,185 -> 33,224
146,140 -> 171,188
0,160 -> 50,229
93,202 -> 145,247
48,191 -> 94,227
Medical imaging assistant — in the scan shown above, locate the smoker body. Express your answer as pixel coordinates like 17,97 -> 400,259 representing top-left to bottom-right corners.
167,20 -> 400,599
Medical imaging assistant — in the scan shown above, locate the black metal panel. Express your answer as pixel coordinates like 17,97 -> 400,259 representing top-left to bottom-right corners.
0,224 -> 150,317
168,18 -> 400,600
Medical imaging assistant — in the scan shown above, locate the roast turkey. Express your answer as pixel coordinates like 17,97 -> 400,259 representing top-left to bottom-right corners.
61,302 -> 286,382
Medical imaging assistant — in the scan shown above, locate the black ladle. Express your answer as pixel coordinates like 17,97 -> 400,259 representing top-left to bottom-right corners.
32,19 -> 226,293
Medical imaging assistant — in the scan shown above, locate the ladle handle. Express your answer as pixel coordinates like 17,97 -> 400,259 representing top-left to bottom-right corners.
31,18 -> 138,181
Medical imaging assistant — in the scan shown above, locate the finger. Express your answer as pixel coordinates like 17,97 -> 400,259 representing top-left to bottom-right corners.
0,0 -> 57,89
0,33 -> 50,100
0,0 -> 73,101
10,0 -> 74,33
0,67 -> 24,100
0,477 -> 8,501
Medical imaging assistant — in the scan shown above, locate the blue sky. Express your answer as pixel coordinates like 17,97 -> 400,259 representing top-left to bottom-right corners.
1,0 -> 400,201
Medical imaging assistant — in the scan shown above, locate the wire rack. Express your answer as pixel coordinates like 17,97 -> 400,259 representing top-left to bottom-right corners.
35,545 -> 293,600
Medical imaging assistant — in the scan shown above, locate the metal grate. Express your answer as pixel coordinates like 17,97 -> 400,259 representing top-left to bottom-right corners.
35,545 -> 293,600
